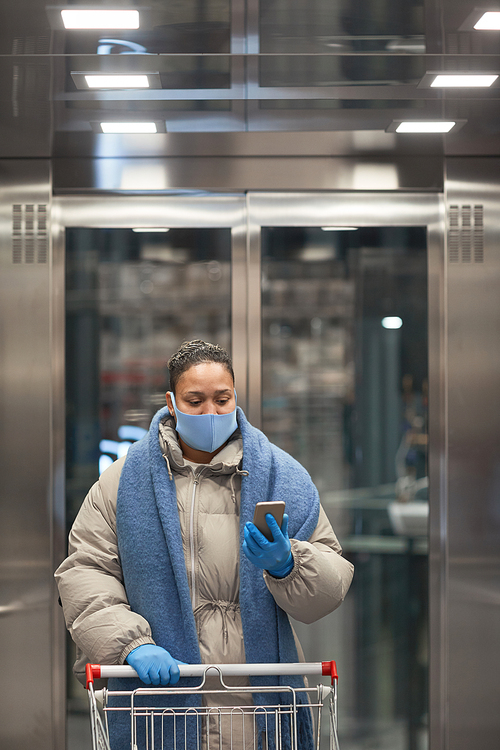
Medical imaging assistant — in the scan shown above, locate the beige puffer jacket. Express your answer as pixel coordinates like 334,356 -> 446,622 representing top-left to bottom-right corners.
55,416 -> 354,697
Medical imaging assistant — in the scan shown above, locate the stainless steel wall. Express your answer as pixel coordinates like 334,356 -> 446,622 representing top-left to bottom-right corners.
443,158 -> 500,750
0,160 -> 65,750
0,155 -> 499,750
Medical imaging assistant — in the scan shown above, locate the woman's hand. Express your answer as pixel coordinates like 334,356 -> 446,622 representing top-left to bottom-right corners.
126,644 -> 186,686
243,513 -> 294,578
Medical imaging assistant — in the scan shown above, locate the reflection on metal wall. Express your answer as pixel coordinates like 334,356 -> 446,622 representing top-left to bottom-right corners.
444,159 -> 500,750
0,161 -> 64,750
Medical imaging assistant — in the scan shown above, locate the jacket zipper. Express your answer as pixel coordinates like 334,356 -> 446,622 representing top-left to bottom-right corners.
189,474 -> 200,610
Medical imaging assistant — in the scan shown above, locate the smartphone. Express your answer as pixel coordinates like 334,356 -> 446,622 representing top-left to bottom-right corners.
252,501 -> 286,542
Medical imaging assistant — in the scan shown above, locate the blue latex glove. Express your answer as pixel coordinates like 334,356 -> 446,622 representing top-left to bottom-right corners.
126,644 -> 185,686
242,513 -> 294,578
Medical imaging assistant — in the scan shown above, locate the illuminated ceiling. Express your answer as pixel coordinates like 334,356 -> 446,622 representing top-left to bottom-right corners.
1,0 -> 499,159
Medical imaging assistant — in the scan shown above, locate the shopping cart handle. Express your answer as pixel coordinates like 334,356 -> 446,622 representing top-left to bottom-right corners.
86,661 -> 338,690
322,660 -> 338,685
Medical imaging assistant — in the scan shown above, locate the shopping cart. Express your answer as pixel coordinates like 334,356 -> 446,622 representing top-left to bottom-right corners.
85,661 -> 340,750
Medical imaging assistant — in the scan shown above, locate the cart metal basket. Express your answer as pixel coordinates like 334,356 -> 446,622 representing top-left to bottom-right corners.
85,661 -> 340,750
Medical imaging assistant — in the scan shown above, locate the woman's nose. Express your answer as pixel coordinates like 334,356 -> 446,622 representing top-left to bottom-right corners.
202,402 -> 218,415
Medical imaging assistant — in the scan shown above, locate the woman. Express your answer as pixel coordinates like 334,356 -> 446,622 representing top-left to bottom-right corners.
55,339 -> 354,750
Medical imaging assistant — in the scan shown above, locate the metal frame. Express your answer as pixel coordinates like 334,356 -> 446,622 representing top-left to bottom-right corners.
54,189 -> 446,750
50,183 -> 67,750
427,197 -> 448,750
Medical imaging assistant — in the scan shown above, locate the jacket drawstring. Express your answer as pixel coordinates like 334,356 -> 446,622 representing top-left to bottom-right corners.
162,453 -> 173,481
229,468 -> 249,504
194,600 -> 238,645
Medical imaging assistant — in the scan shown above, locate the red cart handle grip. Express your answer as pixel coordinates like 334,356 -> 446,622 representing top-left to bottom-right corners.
322,660 -> 338,685
86,663 -> 101,689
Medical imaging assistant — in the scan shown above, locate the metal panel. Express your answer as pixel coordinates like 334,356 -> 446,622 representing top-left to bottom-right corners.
0,160 -> 63,750
51,196 -> 67,750
246,195 -> 262,426
231,222 -> 249,413
247,191 -> 441,225
55,194 -> 246,228
52,131 -> 450,160
427,196 -> 448,750
444,158 -> 500,750
53,156 -> 443,192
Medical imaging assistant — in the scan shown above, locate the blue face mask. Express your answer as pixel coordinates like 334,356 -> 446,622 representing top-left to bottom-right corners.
169,391 -> 238,453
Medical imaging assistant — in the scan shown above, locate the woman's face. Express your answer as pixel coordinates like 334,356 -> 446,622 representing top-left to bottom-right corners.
166,362 -> 235,416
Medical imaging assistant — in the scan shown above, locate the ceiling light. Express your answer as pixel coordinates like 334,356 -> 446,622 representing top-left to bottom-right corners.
431,74 -> 498,87
100,122 -> 157,134
300,247 -> 336,261
321,226 -> 358,231
396,121 -> 456,133
72,71 -> 161,90
132,228 -> 170,232
382,317 -> 403,329
85,75 -> 149,89
61,9 -> 140,29
474,11 -> 500,30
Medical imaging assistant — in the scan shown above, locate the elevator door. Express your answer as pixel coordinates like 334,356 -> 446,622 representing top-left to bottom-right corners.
245,193 -> 442,750
58,192 -> 443,750
60,195 -> 245,748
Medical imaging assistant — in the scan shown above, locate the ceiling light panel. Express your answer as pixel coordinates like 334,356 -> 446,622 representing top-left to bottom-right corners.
474,11 -> 500,29
85,75 -> 149,89
460,10 -> 500,31
321,226 -> 358,231
418,71 -> 499,88
71,73 -> 161,90
132,228 -> 170,232
395,121 -> 456,133
382,317 -> 403,329
61,9 -> 140,29
431,74 -> 498,87
100,122 -> 158,134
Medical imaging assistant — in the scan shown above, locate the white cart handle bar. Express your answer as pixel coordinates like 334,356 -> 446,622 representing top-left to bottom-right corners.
86,661 -> 338,690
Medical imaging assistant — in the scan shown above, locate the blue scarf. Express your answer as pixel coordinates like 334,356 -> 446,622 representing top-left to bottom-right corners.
109,406 -> 319,750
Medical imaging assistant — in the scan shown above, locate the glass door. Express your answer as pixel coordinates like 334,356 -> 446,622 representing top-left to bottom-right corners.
66,226 -> 232,518
58,191 -> 443,750
261,225 -> 428,750
248,192 -> 442,750
60,195 -> 245,749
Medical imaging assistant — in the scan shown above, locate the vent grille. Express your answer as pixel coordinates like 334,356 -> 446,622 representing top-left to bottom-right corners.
12,204 -> 49,264
12,36 -> 50,55
448,204 -> 484,263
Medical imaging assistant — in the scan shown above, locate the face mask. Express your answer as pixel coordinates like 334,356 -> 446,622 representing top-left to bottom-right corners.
169,391 -> 238,453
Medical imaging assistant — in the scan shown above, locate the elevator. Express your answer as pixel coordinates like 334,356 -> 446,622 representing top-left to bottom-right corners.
1,156 -> 500,750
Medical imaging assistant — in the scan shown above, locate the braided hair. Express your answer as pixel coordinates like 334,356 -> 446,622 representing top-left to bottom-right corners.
167,340 -> 234,394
